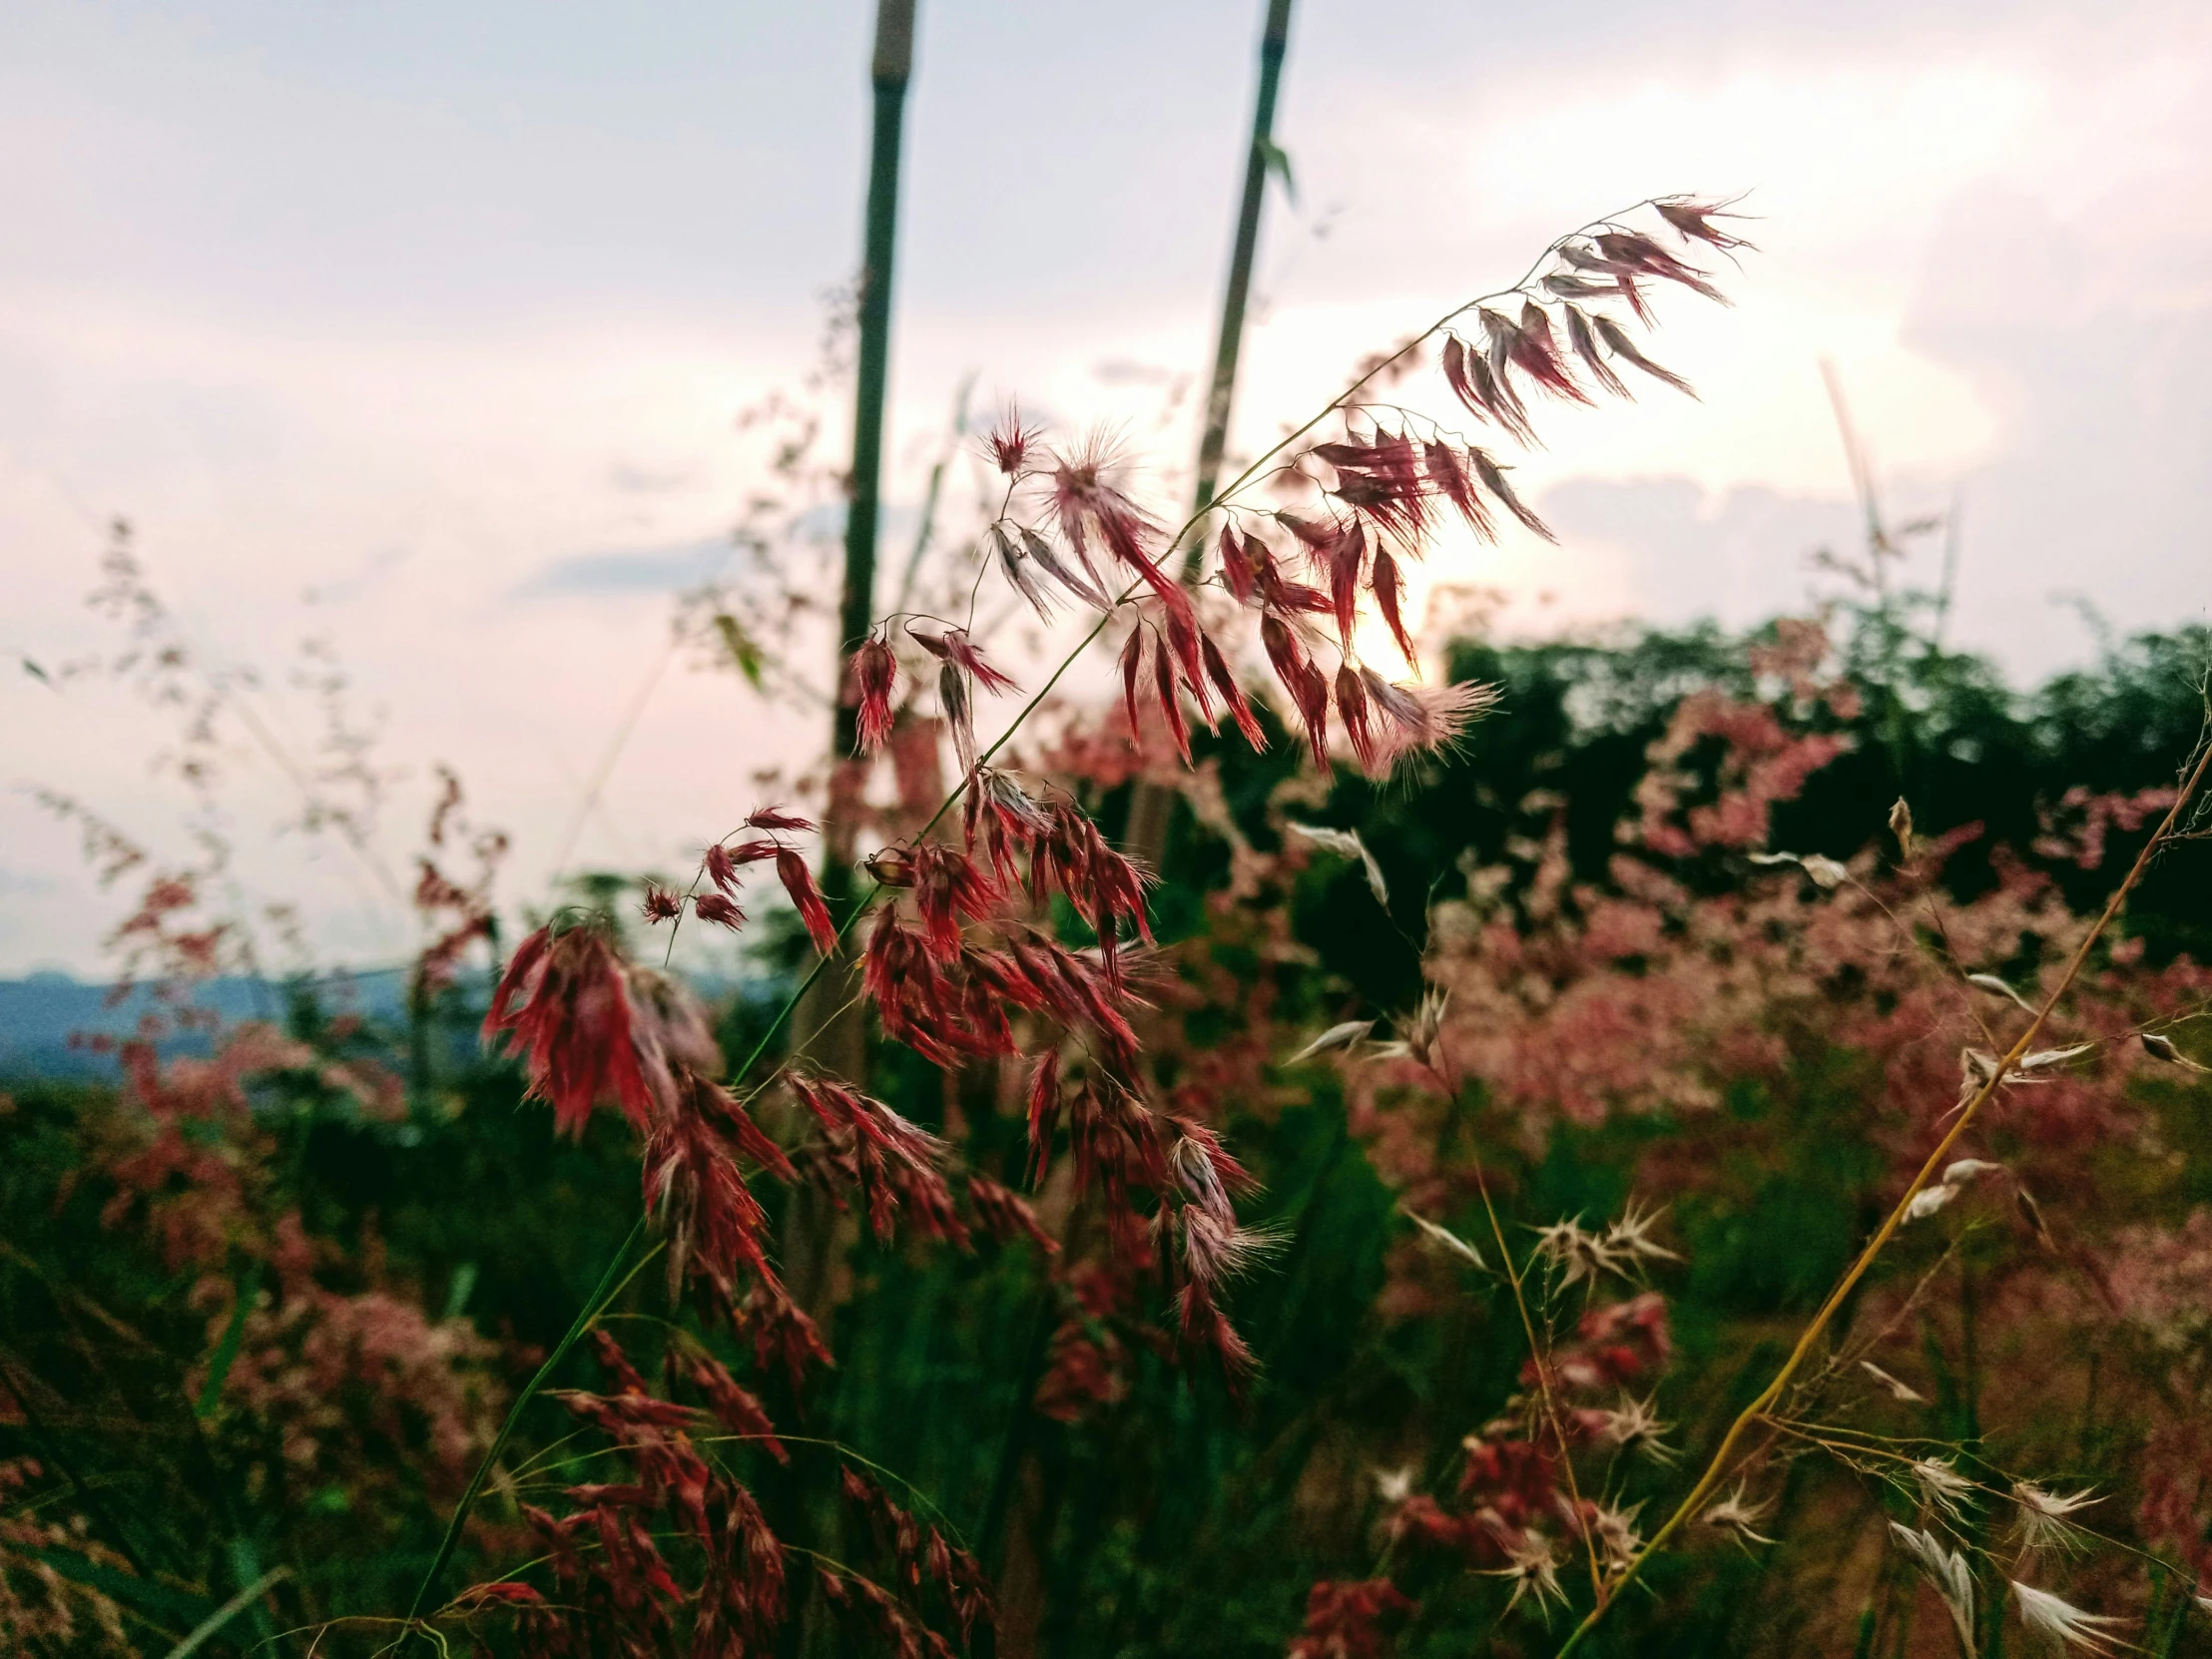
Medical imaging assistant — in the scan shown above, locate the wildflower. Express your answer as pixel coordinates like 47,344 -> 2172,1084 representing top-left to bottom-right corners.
1199,633 -> 1266,750
2011,1482 -> 2100,1553
2011,1582 -> 2126,1653
1336,661 -> 1380,775
1261,615 -> 1331,771
1049,431 -> 1188,620
1018,525 -> 1112,610
1288,821 -> 1387,906
940,657 -> 977,776
848,634 -> 897,752
641,883 -> 683,922
1890,795 -> 1916,857
1911,1455 -> 1977,1523
1372,547 -> 1417,667
1591,312 -> 1697,398
905,621 -> 1018,695
992,524 -> 1056,622
1655,195 -> 1756,251
1467,447 -> 1554,540
1890,1524 -> 1976,1655
1701,1483 -> 1774,1548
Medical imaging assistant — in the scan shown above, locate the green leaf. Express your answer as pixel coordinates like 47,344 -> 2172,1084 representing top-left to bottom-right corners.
195,1260 -> 263,1419
714,614 -> 767,690
1257,137 -> 1297,208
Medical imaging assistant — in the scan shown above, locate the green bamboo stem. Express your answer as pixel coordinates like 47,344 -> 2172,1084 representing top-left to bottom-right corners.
1126,0 -> 1295,864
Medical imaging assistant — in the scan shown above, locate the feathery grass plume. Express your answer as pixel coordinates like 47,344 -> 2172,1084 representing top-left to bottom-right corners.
482,919 -> 657,1137
1912,1455 -> 1977,1524
1602,1199 -> 1682,1270
1375,985 -> 1451,1072
2011,1581 -> 2126,1653
1589,1500 -> 1647,1576
1594,1393 -> 1677,1464
409,195 -> 1758,1644
1488,1532 -> 1567,1617
1890,1523 -> 1977,1656
2010,1482 -> 2101,1553
1531,1218 -> 1624,1292
1700,1483 -> 1775,1549
849,632 -> 897,752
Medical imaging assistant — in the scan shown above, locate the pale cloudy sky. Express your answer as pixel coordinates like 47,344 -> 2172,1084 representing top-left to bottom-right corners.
2,0 -> 2208,975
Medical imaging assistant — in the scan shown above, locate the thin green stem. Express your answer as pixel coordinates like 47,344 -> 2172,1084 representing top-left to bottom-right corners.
398,1226 -> 656,1644
1470,1162 -> 1606,1603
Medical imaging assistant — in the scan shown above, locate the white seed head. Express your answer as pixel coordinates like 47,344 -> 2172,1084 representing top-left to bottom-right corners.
1531,1218 -> 1622,1291
1891,1524 -> 1977,1655
1401,1207 -> 1488,1272
1911,1456 -> 1975,1523
1967,971 -> 2037,1012
1487,1532 -> 1566,1618
2010,1482 -> 2100,1554
1372,1464 -> 1416,1506
1907,1183 -> 1961,1223
1701,1483 -> 1775,1549
1602,1198 -> 1682,1268
2011,1581 -> 2126,1653
1859,1360 -> 1926,1403
1941,1159 -> 2004,1186
1289,1019 -> 1375,1064
1596,1393 -> 1677,1464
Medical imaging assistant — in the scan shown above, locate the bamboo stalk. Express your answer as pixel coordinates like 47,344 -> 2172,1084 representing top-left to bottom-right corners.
1124,0 -> 1295,865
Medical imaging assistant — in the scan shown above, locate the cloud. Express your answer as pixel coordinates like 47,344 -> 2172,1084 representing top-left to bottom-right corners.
514,538 -> 733,598
1538,476 -> 1865,630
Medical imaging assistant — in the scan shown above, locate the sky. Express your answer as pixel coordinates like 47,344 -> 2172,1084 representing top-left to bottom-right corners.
2,0 -> 2208,976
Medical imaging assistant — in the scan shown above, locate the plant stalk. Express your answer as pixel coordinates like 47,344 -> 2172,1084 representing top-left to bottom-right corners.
1125,0 -> 1296,864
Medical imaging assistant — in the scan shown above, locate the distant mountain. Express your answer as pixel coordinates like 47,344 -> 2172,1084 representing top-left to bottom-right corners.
0,966 -> 770,1083
0,969 -> 412,1081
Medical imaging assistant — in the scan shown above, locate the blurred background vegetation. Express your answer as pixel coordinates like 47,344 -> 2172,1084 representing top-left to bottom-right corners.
6,599 -> 2209,1656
